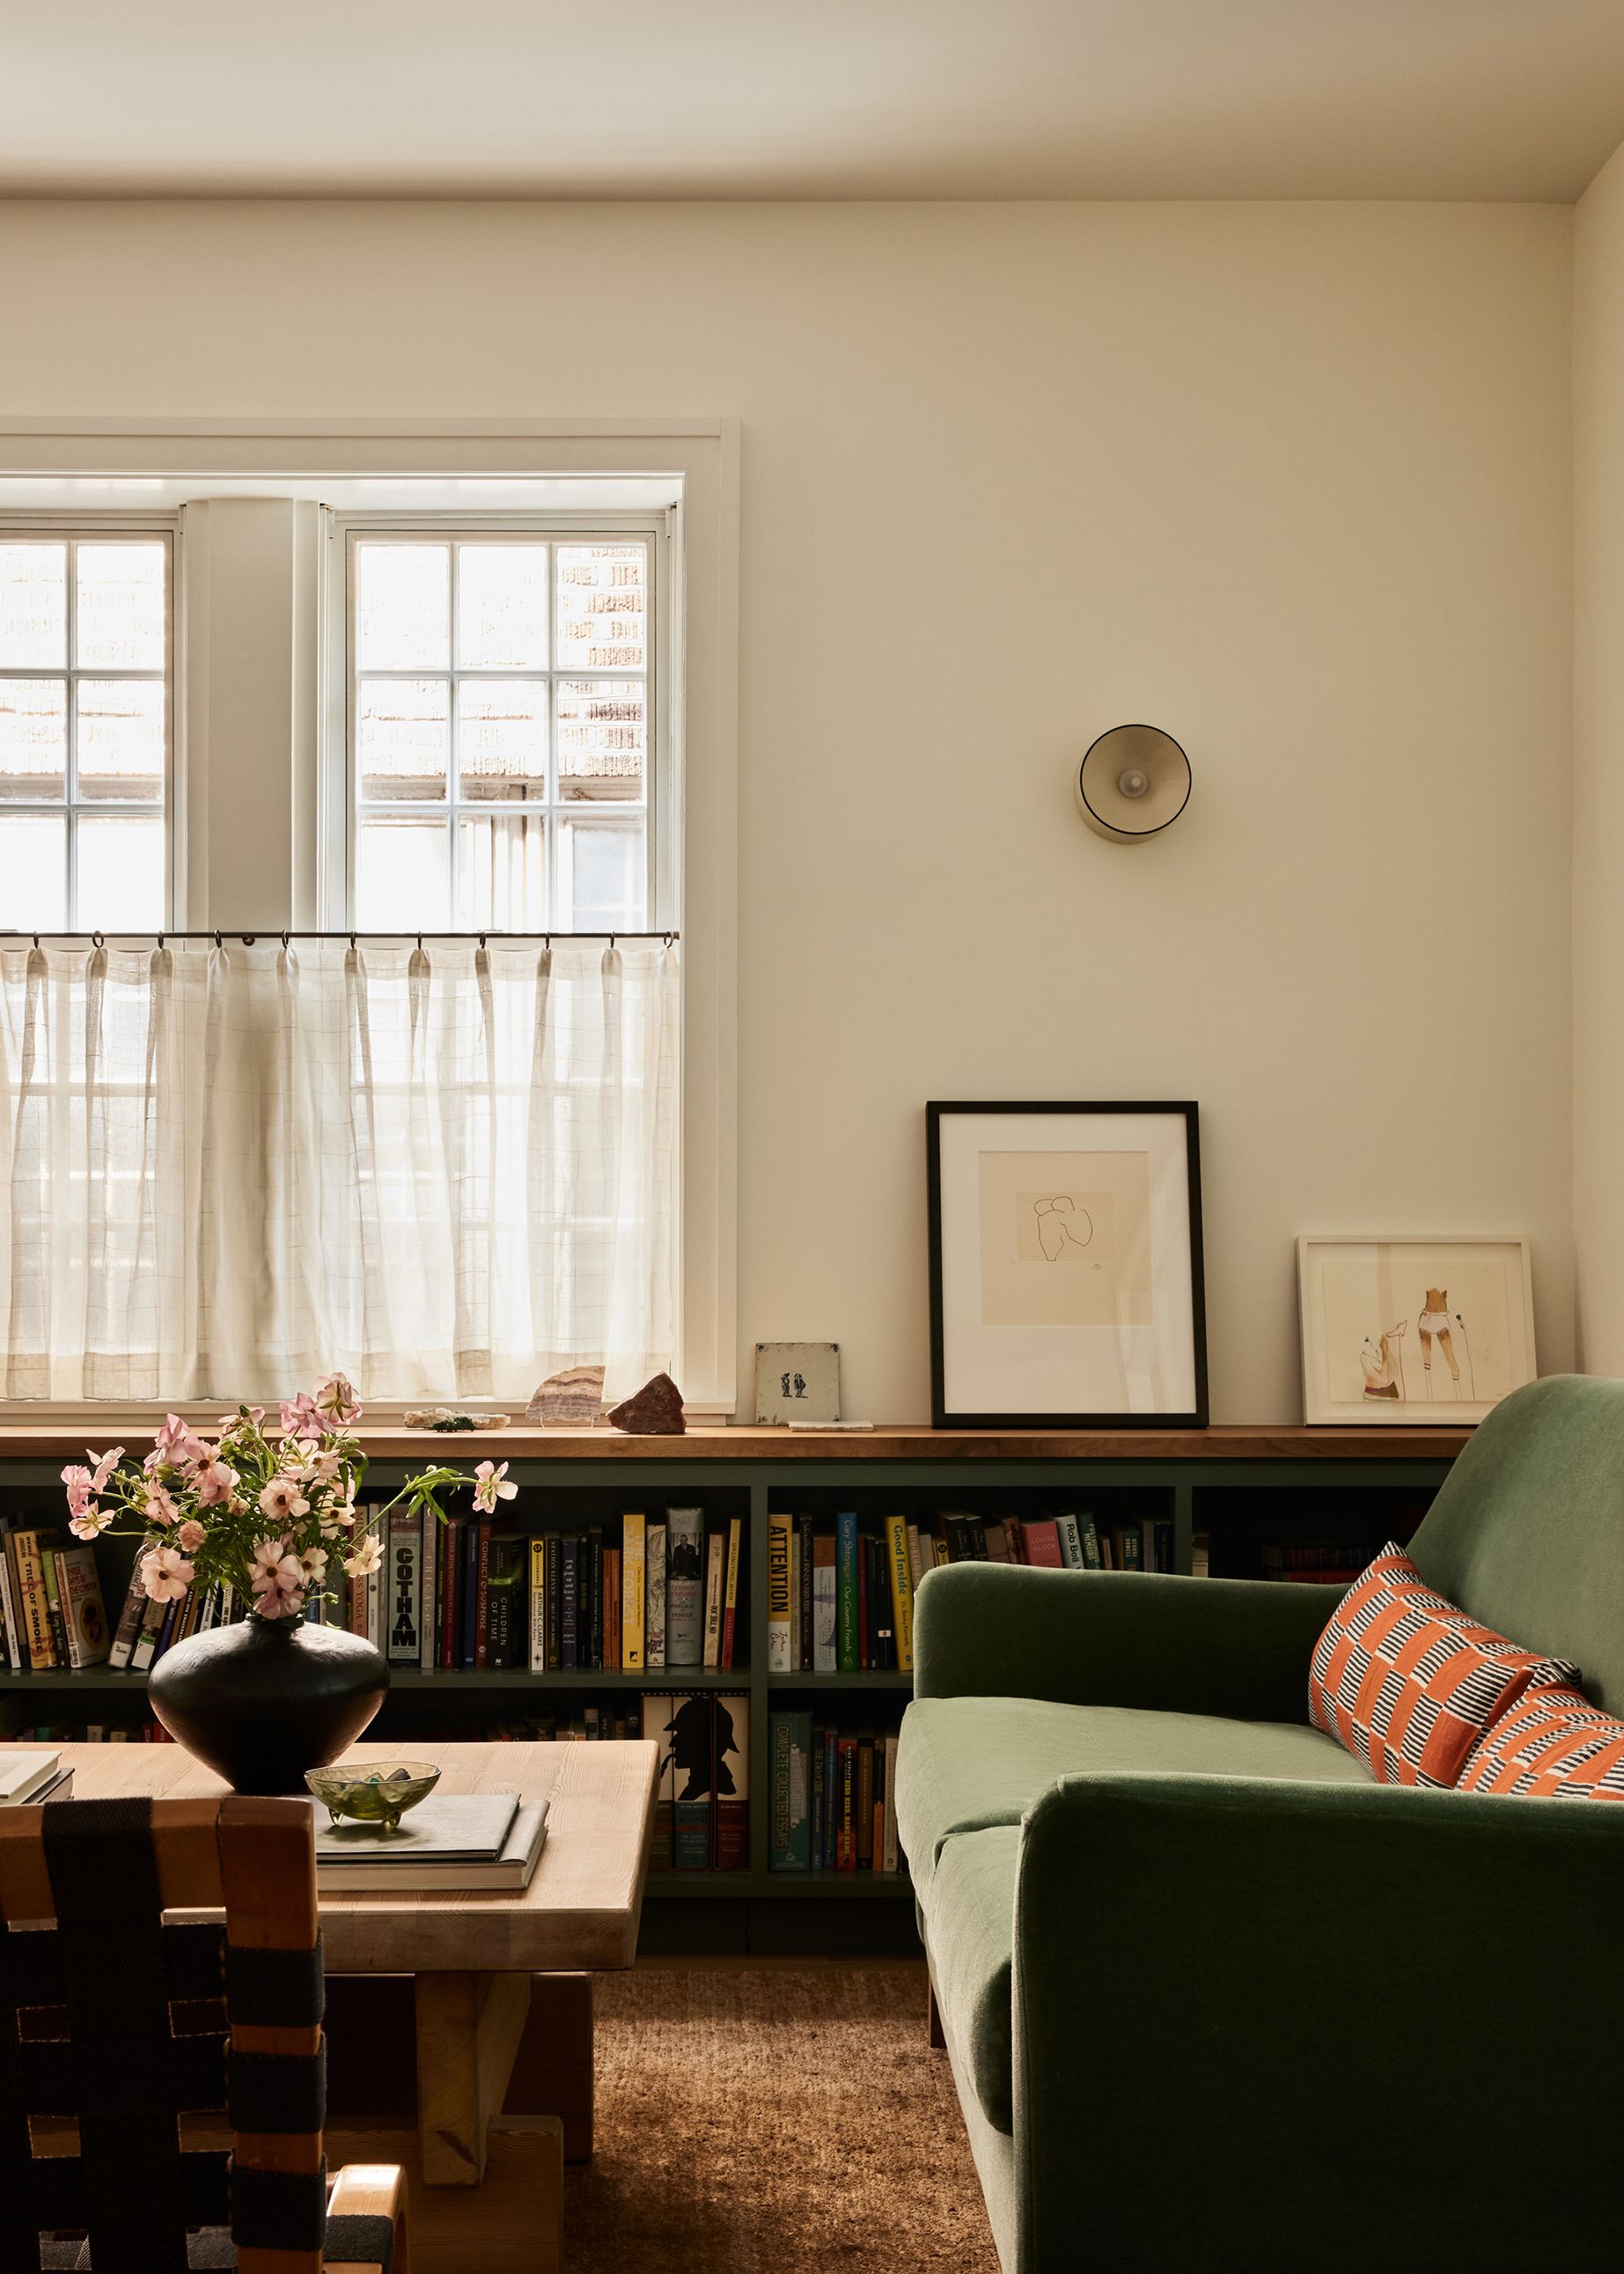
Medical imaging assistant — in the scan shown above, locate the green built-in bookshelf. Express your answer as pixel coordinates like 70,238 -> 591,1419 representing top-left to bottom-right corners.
0,1423 -> 1467,1952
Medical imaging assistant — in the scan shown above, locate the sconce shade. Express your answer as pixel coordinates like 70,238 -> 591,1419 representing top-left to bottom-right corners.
1076,724 -> 1192,842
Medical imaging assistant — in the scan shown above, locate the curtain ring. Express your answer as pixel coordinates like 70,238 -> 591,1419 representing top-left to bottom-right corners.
92,931 -> 105,950
609,932 -> 617,953
349,931 -> 357,952
213,930 -> 223,950
478,931 -> 486,951
31,933 -> 39,952
416,932 -> 423,953
281,931 -> 290,951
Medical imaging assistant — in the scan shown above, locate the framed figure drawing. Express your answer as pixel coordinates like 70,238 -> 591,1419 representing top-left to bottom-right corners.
1297,1237 -> 1536,1426
927,1101 -> 1208,1429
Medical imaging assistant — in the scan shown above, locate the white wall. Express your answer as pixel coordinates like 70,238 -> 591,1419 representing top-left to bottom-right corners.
0,200 -> 1576,1419
1575,144 -> 1624,1377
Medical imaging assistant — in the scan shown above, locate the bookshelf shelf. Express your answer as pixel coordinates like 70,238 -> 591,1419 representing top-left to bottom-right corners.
651,1869 -> 913,1899
767,1672 -> 914,1691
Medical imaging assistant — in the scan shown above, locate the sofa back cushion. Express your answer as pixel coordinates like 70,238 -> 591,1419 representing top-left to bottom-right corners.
1308,1545 -> 1577,1786
1405,1375 -> 1624,1715
1459,1686 -> 1624,1799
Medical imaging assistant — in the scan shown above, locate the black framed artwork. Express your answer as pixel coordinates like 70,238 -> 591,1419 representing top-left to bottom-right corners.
926,1101 -> 1209,1429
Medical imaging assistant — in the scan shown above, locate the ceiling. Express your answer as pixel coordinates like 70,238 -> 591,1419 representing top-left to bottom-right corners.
4,0 -> 1624,202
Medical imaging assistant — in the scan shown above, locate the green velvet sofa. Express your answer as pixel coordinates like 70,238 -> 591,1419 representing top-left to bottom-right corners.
896,1374 -> 1624,2273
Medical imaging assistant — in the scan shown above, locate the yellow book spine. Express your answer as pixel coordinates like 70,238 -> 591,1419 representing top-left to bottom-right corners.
621,1513 -> 646,1671
767,1512 -> 793,1670
528,1535 -> 547,1673
885,1513 -> 915,1674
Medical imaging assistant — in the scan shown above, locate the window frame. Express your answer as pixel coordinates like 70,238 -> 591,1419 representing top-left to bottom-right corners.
327,509 -> 672,936
0,515 -> 180,930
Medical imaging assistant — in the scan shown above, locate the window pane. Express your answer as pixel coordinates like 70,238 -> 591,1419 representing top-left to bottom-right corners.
75,542 -> 166,670
0,679 -> 67,801
0,813 -> 65,929
561,818 -> 644,930
457,544 -> 547,670
355,543 -> 450,670
77,680 -> 165,803
457,813 -> 546,929
556,545 -> 645,671
356,815 -> 450,931
0,543 -> 67,669
357,678 -> 449,802
556,679 -> 644,802
457,681 -> 546,804
77,814 -> 165,929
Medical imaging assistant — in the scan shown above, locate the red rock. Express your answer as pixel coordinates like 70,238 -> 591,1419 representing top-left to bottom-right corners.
606,1372 -> 686,1434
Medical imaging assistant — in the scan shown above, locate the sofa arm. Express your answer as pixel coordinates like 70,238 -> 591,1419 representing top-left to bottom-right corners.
912,1562 -> 1333,1724
1011,1774 -> 1624,2273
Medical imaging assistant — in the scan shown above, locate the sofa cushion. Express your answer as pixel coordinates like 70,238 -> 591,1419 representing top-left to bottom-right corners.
896,1694 -> 1370,1896
1308,1544 -> 1579,1788
922,1824 -> 1023,2133
1459,1686 -> 1624,1798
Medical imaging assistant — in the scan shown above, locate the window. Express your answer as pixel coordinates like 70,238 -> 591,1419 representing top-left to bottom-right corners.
0,534 -> 171,931
346,531 -> 654,933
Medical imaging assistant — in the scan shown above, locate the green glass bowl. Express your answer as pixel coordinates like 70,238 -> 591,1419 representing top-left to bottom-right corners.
305,1758 -> 441,1833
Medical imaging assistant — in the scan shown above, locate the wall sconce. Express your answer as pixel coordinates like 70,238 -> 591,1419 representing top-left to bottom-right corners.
1076,725 -> 1192,843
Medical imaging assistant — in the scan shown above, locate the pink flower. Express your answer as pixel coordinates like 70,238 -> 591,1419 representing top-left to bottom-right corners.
62,1463 -> 96,1516
312,1372 -> 363,1428
260,1476 -> 310,1524
298,1544 -> 329,1586
69,1504 -> 113,1542
140,1545 -> 195,1602
152,1413 -> 207,1468
279,1391 -> 320,1436
143,1483 -> 179,1527
175,1519 -> 207,1552
194,1456 -> 238,1507
320,1498 -> 358,1540
87,1445 -> 124,1491
254,1579 -> 305,1621
342,1531 -> 383,1579
472,1458 -> 518,1514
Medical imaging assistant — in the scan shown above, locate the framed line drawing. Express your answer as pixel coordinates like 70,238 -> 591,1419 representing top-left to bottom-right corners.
927,1101 -> 1209,1430
1297,1236 -> 1536,1426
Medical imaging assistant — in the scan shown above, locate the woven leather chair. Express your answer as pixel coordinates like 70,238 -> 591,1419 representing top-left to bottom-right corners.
0,1793 -> 407,2273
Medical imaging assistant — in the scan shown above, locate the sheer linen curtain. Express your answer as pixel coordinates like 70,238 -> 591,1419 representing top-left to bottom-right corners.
0,937 -> 680,1405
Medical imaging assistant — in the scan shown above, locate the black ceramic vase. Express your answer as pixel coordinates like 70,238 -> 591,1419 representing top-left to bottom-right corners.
148,1612 -> 390,1795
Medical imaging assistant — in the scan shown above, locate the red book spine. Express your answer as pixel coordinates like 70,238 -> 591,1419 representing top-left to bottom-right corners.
474,1519 -> 493,1669
837,1738 -> 856,1870
1019,1520 -> 1064,1568
439,1519 -> 460,1672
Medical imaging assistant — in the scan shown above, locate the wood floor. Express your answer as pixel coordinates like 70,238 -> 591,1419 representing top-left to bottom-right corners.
563,1961 -> 999,2272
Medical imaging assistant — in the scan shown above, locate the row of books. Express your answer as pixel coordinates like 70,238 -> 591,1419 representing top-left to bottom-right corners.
642,1690 -> 750,1871
768,1713 -> 901,1874
765,1507 -> 1179,1676
1260,1542 -> 1382,1586
6,1719 -> 170,1744
353,1505 -> 746,1674
0,1520 -> 114,1671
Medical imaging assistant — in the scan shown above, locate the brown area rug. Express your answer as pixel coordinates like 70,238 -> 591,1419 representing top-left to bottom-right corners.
564,1962 -> 999,2273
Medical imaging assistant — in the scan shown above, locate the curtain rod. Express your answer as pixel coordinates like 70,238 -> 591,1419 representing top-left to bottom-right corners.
1,929 -> 679,946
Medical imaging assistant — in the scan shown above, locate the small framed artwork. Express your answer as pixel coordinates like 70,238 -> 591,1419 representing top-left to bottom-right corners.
755,1342 -> 841,1424
927,1102 -> 1208,1429
1297,1237 -> 1536,1426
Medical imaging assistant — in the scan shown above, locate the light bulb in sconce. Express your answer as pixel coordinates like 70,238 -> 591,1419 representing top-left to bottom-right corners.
1075,725 -> 1192,842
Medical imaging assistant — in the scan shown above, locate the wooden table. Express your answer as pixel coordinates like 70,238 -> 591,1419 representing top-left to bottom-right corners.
48,1738 -> 658,2274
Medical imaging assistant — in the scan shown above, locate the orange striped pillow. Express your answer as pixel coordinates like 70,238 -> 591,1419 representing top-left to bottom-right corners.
1459,1687 -> 1624,1799
1308,1544 -> 1579,1789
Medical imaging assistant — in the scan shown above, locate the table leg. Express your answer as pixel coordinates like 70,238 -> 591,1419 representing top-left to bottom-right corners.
415,1970 -> 532,2187
503,1973 -> 595,2162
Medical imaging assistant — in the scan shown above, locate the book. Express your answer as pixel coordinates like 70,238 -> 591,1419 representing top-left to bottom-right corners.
0,1750 -> 62,1805
457,1520 -> 479,1667
1153,1520 -> 1175,1574
317,1799 -> 547,1893
767,1512 -> 793,1671
107,1561 -> 148,1671
12,1531 -> 56,1670
621,1514 -> 646,1671
667,1508 -> 705,1667
836,1511 -> 858,1673
641,1690 -> 677,1868
0,1524 -> 24,1671
702,1529 -> 725,1668
797,1511 -> 814,1674
547,1534 -> 563,1668
419,1508 -> 439,1672
837,1736 -> 856,1871
812,1530 -> 836,1673
871,1731 -> 886,1866
316,1790 -> 518,1864
720,1516 -> 742,1668
857,1534 -> 871,1670
670,1693 -> 712,1869
769,1709 -> 812,1871
1114,1525 -> 1143,1571
439,1517 -> 463,1669
883,1514 -> 915,1674
486,1534 -> 526,1669
907,1522 -> 928,1593
561,1534 -> 580,1669
474,1519 -> 494,1668
1018,1519 -> 1063,1569
54,1546 -> 110,1669
645,1520 -> 667,1669
999,1516 -> 1025,1564
386,1506 -> 421,1664
603,1546 -> 621,1667
1079,1517 -> 1103,1570
810,1724 -> 827,1872
1055,1513 -> 1086,1570
821,1726 -> 838,1870
982,1519 -> 1008,1562
36,1542 -> 70,1667
882,1733 -> 900,1873
129,1590 -> 167,1673
528,1535 -> 548,1673
714,1691 -> 749,1869
855,1732 -> 875,1867
586,1525 -> 604,1669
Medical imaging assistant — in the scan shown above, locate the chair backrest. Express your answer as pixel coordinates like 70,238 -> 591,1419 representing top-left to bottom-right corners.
1407,1373 -> 1624,1715
0,1794 -> 327,2274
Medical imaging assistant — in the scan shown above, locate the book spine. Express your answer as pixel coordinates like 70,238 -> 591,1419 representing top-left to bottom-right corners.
621,1514 -> 646,1671
603,1547 -> 621,1668
547,1534 -> 562,1669
387,1507 -> 421,1663
702,1530 -> 725,1669
417,1507 -> 437,1670
57,1547 -> 110,1669
835,1511 -> 858,1673
528,1536 -> 547,1674
439,1518 -> 461,1669
884,1513 -> 915,1674
645,1521 -> 667,1670
907,1522 -> 927,1593
1080,1517 -> 1103,1570
714,1691 -> 748,1870
982,1520 -> 1008,1562
474,1519 -> 493,1670
857,1534 -> 871,1671
856,1733 -> 875,1868
667,1508 -> 705,1667
13,1531 -> 55,1669
1140,1517 -> 1157,1573
672,1694 -> 711,1868
720,1517 -> 741,1668
129,1590 -> 166,1672
1055,1512 -> 1085,1569
871,1733 -> 886,1869
767,1511 -> 793,1671
106,1558 -> 147,1671
454,1520 -> 475,1667
882,1733 -> 900,1873
837,1737 -> 856,1871
588,1526 -> 604,1669
1000,1515 -> 1025,1564
37,1542 -> 69,1667
790,1712 -> 812,1870
797,1511 -> 814,1674
822,1727 -> 838,1869
561,1535 -> 580,1670
642,1691 -> 675,1869
0,1526 -> 23,1671
810,1722 -> 827,1873
812,1533 -> 836,1674
770,1711 -> 794,1868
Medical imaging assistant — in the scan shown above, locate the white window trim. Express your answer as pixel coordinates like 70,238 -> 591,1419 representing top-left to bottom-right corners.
0,417 -> 740,1418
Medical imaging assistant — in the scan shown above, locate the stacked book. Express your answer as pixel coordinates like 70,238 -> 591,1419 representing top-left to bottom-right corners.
768,1714 -> 900,1876
640,1691 -> 750,1871
1260,1542 -> 1378,1586
313,1789 -> 549,1891
0,1522 -> 113,1671
0,1749 -> 75,1806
